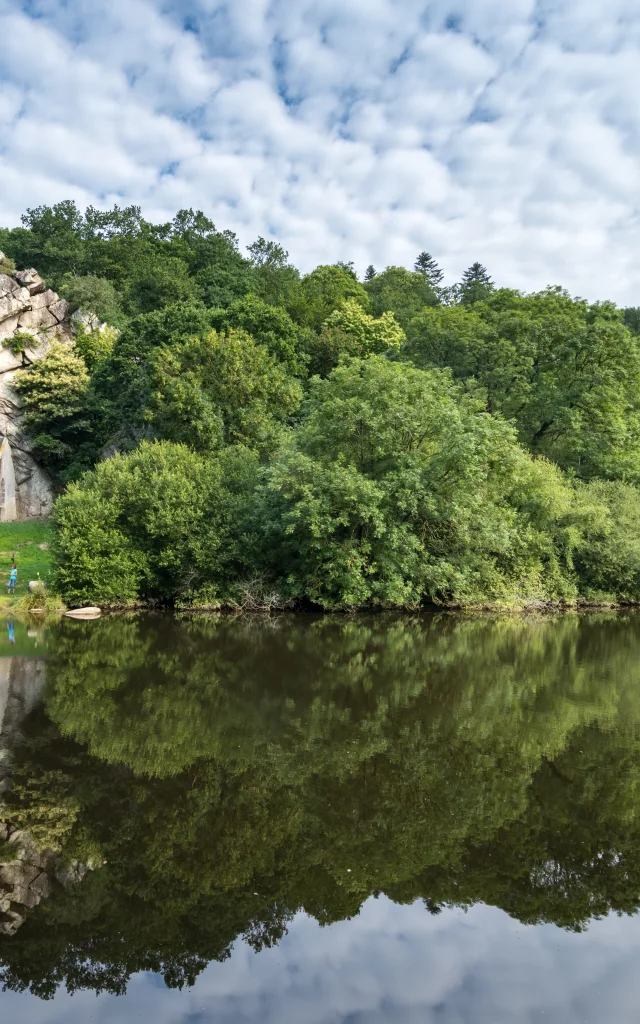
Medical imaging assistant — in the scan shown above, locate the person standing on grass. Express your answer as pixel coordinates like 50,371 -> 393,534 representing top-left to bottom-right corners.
8,561 -> 17,594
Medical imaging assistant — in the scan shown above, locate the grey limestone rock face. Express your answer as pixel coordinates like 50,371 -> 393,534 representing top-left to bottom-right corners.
13,267 -> 47,296
0,263 -> 76,521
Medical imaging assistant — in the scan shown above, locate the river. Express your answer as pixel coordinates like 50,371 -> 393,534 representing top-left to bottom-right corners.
1,610 -> 640,1022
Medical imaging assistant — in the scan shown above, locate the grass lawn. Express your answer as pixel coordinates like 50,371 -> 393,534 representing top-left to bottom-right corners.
0,520 -> 54,608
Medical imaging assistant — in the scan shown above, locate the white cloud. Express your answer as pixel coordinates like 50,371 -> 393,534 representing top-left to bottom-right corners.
4,898 -> 640,1022
1,0 -> 640,301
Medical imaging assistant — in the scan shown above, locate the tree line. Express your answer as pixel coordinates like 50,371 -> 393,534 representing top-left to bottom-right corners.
3,201 -> 640,608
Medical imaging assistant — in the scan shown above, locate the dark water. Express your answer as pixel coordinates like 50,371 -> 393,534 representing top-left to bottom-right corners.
2,611 -> 640,1022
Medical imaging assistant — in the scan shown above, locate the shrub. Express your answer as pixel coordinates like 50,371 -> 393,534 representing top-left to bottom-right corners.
16,581 -> 64,612
2,331 -> 37,357
574,480 -> 640,601
74,324 -> 118,372
11,344 -> 92,478
53,441 -> 261,606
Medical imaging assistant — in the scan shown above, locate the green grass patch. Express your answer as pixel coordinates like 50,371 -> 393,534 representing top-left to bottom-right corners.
0,521 -> 54,606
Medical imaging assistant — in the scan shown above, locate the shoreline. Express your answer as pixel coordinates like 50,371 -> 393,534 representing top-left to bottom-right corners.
1,598 -> 637,621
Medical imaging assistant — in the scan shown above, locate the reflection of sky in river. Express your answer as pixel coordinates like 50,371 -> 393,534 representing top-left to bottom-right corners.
1,897 -> 637,1023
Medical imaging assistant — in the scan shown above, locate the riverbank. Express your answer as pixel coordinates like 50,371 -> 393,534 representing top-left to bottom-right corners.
4,593 -> 630,614
0,522 -> 54,610
0,520 -> 630,617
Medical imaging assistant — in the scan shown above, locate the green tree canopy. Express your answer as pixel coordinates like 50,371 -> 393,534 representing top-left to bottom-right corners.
405,289 -> 640,481
146,329 -> 303,455
304,299 -> 405,376
297,264 -> 369,330
364,265 -> 438,327
246,237 -> 302,310
265,356 -> 582,609
209,294 -> 306,375
12,345 -> 94,479
59,275 -> 124,326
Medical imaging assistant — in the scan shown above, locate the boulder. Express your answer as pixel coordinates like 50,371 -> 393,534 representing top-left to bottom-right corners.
30,289 -> 59,311
18,307 -> 58,332
13,268 -> 46,295
55,860 -> 90,887
49,298 -> 69,322
0,348 -> 26,374
0,907 -> 25,936
0,276 -> 31,325
0,275 -> 26,301
71,309 -> 102,332
64,607 -> 102,619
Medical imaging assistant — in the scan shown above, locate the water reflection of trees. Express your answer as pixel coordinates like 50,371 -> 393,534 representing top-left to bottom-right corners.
3,611 -> 640,998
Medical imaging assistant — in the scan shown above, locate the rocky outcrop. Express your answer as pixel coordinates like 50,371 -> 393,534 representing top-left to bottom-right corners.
0,253 -> 75,521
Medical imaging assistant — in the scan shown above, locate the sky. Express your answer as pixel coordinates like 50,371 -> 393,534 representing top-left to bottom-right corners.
3,898 -> 640,1022
1,0 -> 640,302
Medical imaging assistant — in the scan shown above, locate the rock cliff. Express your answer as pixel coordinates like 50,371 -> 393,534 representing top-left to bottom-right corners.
0,255 -> 75,521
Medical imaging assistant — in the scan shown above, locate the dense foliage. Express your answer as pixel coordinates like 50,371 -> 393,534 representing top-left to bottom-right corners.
3,612 -> 640,997
3,201 -> 640,607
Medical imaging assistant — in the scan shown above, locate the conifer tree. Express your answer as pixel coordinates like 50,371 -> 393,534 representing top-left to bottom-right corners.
414,251 -> 444,287
460,262 -> 493,305
364,264 -> 377,282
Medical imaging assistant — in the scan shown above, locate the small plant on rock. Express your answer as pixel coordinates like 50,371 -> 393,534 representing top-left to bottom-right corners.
2,332 -> 37,359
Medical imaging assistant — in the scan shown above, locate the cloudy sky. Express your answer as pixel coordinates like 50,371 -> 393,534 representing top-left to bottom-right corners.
0,0 -> 639,302
4,898 -> 640,1023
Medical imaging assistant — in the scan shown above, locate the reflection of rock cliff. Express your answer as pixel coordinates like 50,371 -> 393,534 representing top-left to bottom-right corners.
0,656 -> 49,935
0,656 -> 46,780
0,256 -> 75,521
0,827 -> 57,937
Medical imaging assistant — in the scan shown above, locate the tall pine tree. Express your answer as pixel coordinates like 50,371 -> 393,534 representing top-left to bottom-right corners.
460,262 -> 493,305
414,251 -> 444,287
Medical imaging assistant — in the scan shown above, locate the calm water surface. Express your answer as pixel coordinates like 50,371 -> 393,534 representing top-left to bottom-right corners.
1,610 -> 640,1022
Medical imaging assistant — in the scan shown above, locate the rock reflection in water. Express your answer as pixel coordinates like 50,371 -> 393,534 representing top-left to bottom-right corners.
0,647 -> 48,937
0,611 -> 640,999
